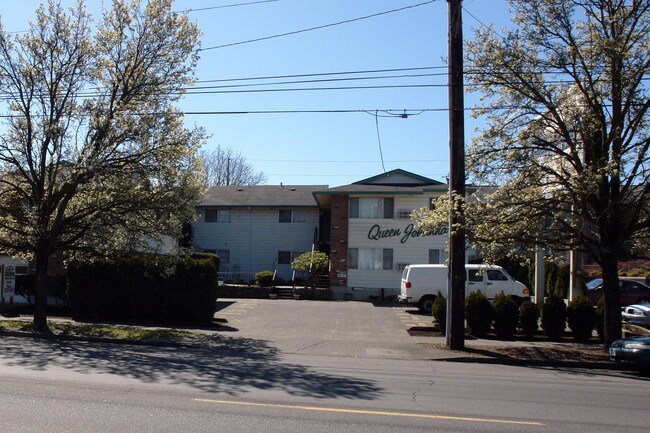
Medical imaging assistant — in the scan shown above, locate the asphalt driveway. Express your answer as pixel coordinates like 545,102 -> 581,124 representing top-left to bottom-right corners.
214,299 -> 437,360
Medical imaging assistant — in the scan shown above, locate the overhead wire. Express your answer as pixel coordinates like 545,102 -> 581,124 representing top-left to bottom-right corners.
199,0 -> 439,51
183,0 -> 280,13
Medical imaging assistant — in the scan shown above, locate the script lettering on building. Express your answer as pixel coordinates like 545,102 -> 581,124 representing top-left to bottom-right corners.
367,223 -> 448,244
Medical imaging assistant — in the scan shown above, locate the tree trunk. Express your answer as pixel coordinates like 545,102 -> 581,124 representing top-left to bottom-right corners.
33,250 -> 50,333
601,252 -> 621,349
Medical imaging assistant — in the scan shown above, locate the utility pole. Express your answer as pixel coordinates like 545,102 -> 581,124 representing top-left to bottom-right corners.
446,0 -> 466,350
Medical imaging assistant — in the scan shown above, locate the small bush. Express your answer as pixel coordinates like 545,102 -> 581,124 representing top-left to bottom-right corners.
493,292 -> 519,339
541,292 -> 566,340
255,271 -> 274,287
432,291 -> 447,335
465,290 -> 494,338
595,297 -> 605,341
567,295 -> 596,341
519,300 -> 539,338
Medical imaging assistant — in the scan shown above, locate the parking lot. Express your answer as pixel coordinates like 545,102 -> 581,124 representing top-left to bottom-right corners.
214,298 -> 438,360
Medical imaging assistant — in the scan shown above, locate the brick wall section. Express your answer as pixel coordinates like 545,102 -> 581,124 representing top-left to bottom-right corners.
329,195 -> 349,287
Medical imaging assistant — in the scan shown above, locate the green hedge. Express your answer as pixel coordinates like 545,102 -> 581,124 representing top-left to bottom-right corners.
465,290 -> 494,338
432,291 -> 447,335
567,295 -> 595,341
541,292 -> 567,340
493,292 -> 519,339
67,255 -> 218,324
519,300 -> 539,338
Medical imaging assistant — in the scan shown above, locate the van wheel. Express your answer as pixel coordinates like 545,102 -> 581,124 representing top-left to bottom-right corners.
418,296 -> 435,314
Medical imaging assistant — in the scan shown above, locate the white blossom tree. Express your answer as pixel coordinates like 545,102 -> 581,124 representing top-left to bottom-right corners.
415,0 -> 649,349
0,0 -> 206,331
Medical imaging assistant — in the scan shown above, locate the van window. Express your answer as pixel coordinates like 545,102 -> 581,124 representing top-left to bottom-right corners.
468,270 -> 483,282
487,270 -> 508,281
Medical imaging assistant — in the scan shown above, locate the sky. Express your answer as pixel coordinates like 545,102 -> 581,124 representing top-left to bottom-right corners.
3,0 -> 514,187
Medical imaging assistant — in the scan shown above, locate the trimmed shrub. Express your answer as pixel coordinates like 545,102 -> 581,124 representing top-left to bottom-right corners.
493,291 -> 519,339
191,252 -> 220,272
465,290 -> 494,338
541,292 -> 566,340
67,255 -> 218,324
432,291 -> 447,335
519,300 -> 539,338
595,297 -> 605,341
567,295 -> 596,341
254,271 -> 274,287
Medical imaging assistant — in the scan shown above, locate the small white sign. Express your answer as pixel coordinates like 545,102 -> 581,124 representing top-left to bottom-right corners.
3,265 -> 15,297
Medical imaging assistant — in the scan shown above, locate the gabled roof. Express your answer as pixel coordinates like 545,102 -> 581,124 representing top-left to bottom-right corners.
312,169 -> 448,207
200,185 -> 326,208
353,169 -> 443,187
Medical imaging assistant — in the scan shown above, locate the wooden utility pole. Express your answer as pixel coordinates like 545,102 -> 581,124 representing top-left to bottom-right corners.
446,0 -> 466,350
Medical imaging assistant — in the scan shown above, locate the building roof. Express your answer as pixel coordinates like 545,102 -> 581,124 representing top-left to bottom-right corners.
199,185 -> 327,208
353,169 -> 443,186
312,169 -> 448,207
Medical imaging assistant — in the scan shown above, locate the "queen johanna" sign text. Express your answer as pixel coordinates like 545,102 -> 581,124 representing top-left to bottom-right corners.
367,223 -> 448,244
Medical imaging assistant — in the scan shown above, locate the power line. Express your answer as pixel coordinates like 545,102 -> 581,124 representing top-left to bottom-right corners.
199,0 -> 438,51
265,172 -> 448,177
192,72 -> 446,90
195,66 -> 448,84
248,158 -> 448,163
183,0 -> 280,12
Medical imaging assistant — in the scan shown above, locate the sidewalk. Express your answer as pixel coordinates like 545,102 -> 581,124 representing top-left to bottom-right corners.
0,300 -> 637,372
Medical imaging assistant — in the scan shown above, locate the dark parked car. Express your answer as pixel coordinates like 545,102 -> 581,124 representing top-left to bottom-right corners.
609,336 -> 650,370
586,279 -> 650,306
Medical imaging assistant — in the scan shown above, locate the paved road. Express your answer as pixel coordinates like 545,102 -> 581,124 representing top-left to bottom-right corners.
0,299 -> 648,432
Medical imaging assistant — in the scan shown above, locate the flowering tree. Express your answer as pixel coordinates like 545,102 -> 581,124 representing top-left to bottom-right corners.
292,251 -> 329,287
0,0 -> 205,331
415,0 -> 650,349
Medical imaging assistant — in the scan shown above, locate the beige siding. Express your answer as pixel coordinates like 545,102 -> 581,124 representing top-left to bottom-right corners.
193,207 -> 319,281
347,194 -> 448,290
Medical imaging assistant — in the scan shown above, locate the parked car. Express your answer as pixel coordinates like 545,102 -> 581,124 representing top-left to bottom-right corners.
609,336 -> 650,370
622,304 -> 650,327
399,264 -> 530,313
586,279 -> 650,306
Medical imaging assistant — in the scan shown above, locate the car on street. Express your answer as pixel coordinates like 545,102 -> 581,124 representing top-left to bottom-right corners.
622,304 -> 650,327
609,336 -> 650,370
586,279 -> 650,306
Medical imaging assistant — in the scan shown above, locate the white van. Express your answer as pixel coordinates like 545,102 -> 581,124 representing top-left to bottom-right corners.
399,264 -> 530,313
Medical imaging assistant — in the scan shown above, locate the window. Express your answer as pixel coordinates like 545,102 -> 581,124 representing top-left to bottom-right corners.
205,209 -> 230,223
278,251 -> 292,264
349,198 -> 394,219
428,249 -> 441,264
348,248 -> 393,270
279,209 -> 306,223
293,211 -> 306,223
487,270 -> 508,281
468,270 -> 483,282
217,249 -> 230,264
429,198 -> 436,211
398,209 -> 412,219
279,210 -> 292,223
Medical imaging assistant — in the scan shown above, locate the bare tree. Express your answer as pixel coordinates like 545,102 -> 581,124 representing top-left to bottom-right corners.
201,145 -> 267,186
0,0 -> 205,331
